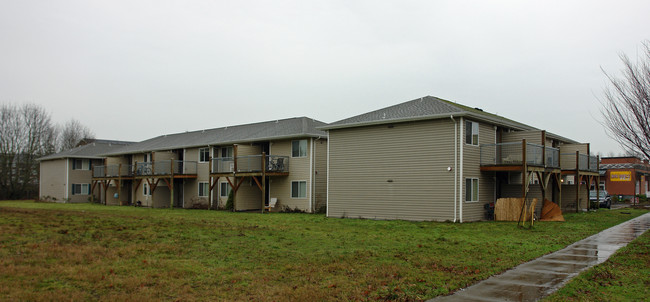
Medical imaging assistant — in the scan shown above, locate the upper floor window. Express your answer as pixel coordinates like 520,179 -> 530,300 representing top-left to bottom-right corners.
199,148 -> 209,163
143,153 -> 152,162
292,140 -> 307,157
220,146 -> 233,158
466,121 -> 479,145
72,159 -> 90,170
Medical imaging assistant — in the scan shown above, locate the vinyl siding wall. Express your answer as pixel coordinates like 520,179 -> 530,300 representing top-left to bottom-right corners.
184,147 -> 210,208
462,121 -> 496,221
501,130 -> 543,144
67,158 -> 100,203
39,159 -> 67,201
270,139 -> 311,212
328,119 -> 456,221
313,138 -> 328,212
560,144 -> 589,169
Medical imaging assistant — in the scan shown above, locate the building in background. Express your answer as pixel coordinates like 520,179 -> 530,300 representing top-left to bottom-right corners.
38,139 -> 133,203
600,157 -> 650,202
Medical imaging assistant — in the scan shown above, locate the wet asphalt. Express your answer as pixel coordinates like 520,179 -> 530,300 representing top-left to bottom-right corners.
429,212 -> 650,302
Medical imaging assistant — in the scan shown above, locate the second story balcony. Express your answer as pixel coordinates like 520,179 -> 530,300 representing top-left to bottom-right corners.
211,155 -> 289,174
93,160 -> 198,178
480,142 -> 560,169
560,153 -> 599,172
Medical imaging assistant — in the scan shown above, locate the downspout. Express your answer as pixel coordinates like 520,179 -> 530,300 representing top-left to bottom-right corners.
458,116 -> 465,223
450,115 -> 457,223
65,158 -> 69,202
309,137 -> 314,213
326,133 -> 330,217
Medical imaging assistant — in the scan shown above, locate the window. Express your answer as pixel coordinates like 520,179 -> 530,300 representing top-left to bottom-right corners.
198,181 -> 209,197
465,178 -> 479,202
291,181 -> 307,198
143,183 -> 151,196
220,182 -> 231,197
465,121 -> 479,145
199,148 -> 209,163
72,159 -> 90,170
72,183 -> 90,195
292,140 -> 307,157
221,146 -> 233,158
143,153 -> 151,162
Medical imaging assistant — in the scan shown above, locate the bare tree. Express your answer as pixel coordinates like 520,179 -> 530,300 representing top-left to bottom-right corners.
600,41 -> 650,159
0,103 -> 57,199
58,119 -> 95,151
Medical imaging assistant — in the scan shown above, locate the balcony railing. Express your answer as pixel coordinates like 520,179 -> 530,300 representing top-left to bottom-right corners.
480,142 -> 560,168
560,153 -> 599,172
211,155 -> 289,174
93,160 -> 197,177
93,164 -> 132,177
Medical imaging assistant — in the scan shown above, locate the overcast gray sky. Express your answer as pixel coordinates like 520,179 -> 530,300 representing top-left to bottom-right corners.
1,0 -> 649,155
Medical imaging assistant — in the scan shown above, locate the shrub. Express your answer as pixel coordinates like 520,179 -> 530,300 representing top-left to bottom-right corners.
225,190 -> 234,211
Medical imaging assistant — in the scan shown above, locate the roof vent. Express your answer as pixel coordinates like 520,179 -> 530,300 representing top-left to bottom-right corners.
382,112 -> 386,119
474,107 -> 483,112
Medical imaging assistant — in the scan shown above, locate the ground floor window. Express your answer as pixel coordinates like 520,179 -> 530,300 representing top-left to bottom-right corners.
143,183 -> 151,196
220,182 -> 231,197
465,178 -> 479,202
198,182 -> 209,197
72,183 -> 90,195
291,181 -> 307,198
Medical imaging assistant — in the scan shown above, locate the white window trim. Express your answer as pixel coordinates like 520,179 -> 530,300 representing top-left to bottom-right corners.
198,147 -> 209,163
291,140 -> 307,158
465,178 -> 479,203
291,180 -> 307,198
198,181 -> 209,197
73,159 -> 90,170
465,121 -> 479,146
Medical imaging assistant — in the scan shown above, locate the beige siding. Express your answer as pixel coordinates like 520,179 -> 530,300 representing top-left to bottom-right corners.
270,139 -> 311,212
328,119 -> 456,221
184,147 -> 211,208
502,130 -> 543,144
39,159 -> 67,202
463,121 -> 496,221
67,158 -> 99,203
313,138 -> 328,212
560,143 -> 589,169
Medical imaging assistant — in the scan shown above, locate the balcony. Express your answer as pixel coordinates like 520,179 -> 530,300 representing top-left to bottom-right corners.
211,155 -> 289,174
480,142 -> 560,168
93,160 -> 197,178
560,153 -> 599,172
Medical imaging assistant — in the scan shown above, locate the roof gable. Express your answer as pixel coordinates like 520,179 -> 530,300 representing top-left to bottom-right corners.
322,96 -> 537,131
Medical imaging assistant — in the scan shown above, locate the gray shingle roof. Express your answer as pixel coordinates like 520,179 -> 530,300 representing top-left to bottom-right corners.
322,96 -> 537,131
38,139 -> 134,161
104,117 -> 327,156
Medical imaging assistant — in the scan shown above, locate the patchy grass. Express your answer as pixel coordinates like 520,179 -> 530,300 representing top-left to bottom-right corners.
0,201 -> 647,301
544,230 -> 650,302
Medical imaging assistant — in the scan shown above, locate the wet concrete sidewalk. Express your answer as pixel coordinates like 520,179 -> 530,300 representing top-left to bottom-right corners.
429,212 -> 650,302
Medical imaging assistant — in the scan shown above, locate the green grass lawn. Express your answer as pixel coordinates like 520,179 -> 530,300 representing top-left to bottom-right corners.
544,230 -> 650,302
0,201 -> 647,301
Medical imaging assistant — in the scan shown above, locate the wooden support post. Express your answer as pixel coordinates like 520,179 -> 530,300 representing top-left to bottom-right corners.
233,145 -> 238,173
262,152 -> 266,213
575,151 -> 580,213
542,131 -> 546,167
170,159 -> 174,209
210,176 -> 220,209
521,139 -> 527,199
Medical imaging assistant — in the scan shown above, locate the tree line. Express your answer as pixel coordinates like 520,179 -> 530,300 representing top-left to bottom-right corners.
0,103 -> 93,200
